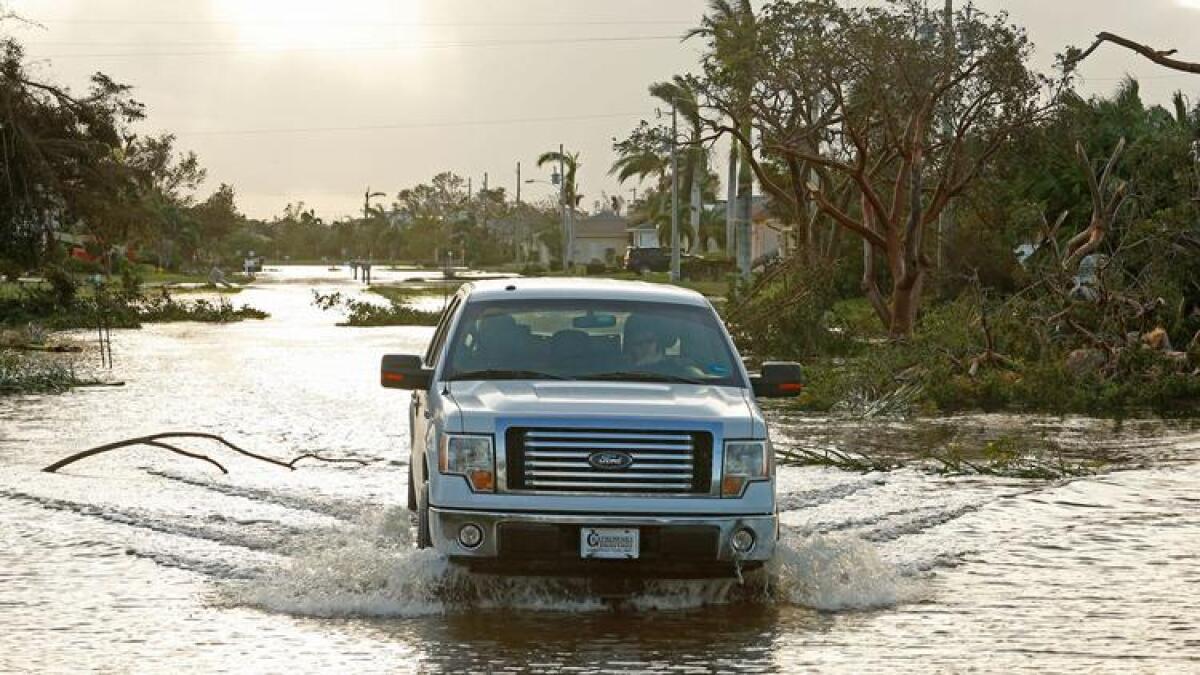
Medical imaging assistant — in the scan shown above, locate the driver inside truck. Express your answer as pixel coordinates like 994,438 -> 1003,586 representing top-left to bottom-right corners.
623,314 -> 672,367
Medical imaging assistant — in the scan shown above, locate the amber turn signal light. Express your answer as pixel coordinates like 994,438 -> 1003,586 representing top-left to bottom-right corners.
468,470 -> 495,492
722,475 -> 746,497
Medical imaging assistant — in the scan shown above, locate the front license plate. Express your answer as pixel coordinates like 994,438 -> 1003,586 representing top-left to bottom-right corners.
580,527 -> 640,559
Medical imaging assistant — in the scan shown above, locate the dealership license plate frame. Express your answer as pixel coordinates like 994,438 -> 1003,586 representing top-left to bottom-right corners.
580,527 -> 640,559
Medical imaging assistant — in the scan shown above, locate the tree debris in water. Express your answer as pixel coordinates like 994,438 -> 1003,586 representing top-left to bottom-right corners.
42,432 -> 370,474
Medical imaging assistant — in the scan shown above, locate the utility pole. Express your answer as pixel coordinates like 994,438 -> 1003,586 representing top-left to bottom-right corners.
559,143 -> 569,270
670,101 -> 681,282
481,172 -> 489,231
516,162 -> 521,204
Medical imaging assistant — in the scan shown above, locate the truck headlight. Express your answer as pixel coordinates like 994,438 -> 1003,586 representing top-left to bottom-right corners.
722,440 -> 769,497
439,434 -> 495,492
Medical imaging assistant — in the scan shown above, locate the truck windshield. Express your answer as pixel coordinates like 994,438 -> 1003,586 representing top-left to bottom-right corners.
442,299 -> 745,387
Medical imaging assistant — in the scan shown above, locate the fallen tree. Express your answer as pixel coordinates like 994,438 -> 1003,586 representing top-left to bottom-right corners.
43,432 -> 370,474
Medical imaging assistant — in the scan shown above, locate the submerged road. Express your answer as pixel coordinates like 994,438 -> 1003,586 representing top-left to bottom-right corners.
2,265 -> 1198,672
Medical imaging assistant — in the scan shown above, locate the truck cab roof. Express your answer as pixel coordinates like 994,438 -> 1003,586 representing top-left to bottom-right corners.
460,277 -> 709,307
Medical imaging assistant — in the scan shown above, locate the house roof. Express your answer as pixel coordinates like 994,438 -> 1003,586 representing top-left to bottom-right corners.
574,212 -> 629,239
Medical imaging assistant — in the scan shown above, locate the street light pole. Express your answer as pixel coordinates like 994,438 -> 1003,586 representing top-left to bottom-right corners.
559,143 -> 569,270
670,101 -> 681,282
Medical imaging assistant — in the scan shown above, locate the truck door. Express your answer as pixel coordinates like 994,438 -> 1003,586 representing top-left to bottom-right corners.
412,294 -> 462,487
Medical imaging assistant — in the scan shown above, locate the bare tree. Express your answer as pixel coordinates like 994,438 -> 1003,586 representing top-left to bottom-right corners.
698,0 -> 1057,338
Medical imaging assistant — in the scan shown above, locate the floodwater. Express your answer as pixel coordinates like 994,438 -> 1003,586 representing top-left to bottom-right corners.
1,266 -> 1198,673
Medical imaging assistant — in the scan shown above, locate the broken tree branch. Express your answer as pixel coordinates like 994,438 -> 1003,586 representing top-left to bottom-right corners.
1075,32 -> 1200,75
142,440 -> 229,474
42,432 -> 370,474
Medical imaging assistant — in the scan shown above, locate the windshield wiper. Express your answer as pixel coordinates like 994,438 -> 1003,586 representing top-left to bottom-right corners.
446,369 -> 569,381
582,371 -> 706,385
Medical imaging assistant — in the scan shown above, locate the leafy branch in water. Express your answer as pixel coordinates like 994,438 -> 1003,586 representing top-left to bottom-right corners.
311,290 -> 438,327
774,433 -> 1104,480
0,284 -> 268,329
775,446 -> 900,472
0,350 -> 85,394
921,436 -> 1104,480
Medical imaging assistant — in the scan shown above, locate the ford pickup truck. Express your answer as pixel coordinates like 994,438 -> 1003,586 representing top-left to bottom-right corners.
380,278 -> 801,578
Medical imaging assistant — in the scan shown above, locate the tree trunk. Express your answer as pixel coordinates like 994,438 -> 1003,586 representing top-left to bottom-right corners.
726,141 -> 737,258
888,271 -> 924,340
689,149 -> 703,253
736,124 -> 754,278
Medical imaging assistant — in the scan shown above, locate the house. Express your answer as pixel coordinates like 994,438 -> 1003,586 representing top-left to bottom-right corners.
627,221 -> 659,249
571,211 -> 629,266
52,231 -> 137,264
750,197 -> 788,264
713,196 -> 787,264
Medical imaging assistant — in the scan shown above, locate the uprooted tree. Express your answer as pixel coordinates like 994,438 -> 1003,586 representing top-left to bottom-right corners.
697,0 -> 1058,339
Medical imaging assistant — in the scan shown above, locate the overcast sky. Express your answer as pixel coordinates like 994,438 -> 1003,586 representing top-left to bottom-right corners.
4,0 -> 1199,220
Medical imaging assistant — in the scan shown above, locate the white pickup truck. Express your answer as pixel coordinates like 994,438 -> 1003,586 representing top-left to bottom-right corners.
381,278 -> 802,578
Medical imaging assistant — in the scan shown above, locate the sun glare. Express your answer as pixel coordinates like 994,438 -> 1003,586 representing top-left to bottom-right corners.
212,0 -> 423,52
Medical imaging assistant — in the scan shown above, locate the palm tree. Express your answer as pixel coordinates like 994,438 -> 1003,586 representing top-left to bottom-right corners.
536,149 -> 582,268
649,76 -> 708,253
685,0 -> 758,268
535,149 -> 583,210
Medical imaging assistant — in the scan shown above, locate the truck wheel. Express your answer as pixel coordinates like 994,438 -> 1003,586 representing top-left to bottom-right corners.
416,478 -> 432,549
407,461 -> 417,512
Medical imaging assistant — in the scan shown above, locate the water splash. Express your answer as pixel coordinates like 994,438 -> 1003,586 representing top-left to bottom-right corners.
223,508 -> 906,617
764,531 -> 904,611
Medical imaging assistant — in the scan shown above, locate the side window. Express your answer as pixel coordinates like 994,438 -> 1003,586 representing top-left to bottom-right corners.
423,296 -> 462,366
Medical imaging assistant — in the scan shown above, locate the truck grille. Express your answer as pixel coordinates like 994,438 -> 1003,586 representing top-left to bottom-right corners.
505,428 -> 712,494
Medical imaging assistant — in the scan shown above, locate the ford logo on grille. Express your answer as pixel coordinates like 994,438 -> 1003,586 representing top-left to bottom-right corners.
588,451 -> 634,471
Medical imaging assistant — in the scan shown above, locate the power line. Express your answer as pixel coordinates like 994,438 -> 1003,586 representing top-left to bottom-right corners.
173,111 -> 651,137
25,18 -> 695,27
31,34 -> 684,58
26,34 -> 679,48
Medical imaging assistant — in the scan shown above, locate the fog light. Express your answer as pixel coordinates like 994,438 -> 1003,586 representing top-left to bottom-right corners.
458,523 -> 484,549
731,528 -> 755,554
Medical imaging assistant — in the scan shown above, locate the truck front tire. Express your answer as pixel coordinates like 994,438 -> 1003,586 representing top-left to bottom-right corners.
416,477 -> 432,549
407,461 -> 417,512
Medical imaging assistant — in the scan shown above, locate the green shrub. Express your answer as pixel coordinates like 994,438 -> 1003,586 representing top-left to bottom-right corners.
41,265 -> 78,307
0,258 -> 22,282
311,291 -> 438,327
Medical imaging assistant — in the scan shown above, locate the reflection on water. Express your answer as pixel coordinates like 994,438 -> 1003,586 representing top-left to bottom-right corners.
2,266 -> 1198,673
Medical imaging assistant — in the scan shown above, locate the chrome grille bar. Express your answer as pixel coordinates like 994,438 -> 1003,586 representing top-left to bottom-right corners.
512,428 -> 704,495
526,480 -> 693,490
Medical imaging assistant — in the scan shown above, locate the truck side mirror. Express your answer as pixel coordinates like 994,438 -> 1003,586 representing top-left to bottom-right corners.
381,354 -> 432,390
751,361 -> 804,398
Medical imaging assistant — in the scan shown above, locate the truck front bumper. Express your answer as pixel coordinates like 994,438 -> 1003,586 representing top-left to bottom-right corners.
429,507 -> 777,577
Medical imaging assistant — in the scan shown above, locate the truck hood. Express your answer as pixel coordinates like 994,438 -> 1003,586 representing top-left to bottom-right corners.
447,380 -> 761,439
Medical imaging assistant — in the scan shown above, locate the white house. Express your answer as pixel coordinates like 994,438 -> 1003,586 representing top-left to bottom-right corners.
571,212 -> 630,265
627,221 -> 659,249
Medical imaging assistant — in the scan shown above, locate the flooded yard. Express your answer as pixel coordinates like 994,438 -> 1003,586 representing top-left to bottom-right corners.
2,266 -> 1198,673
